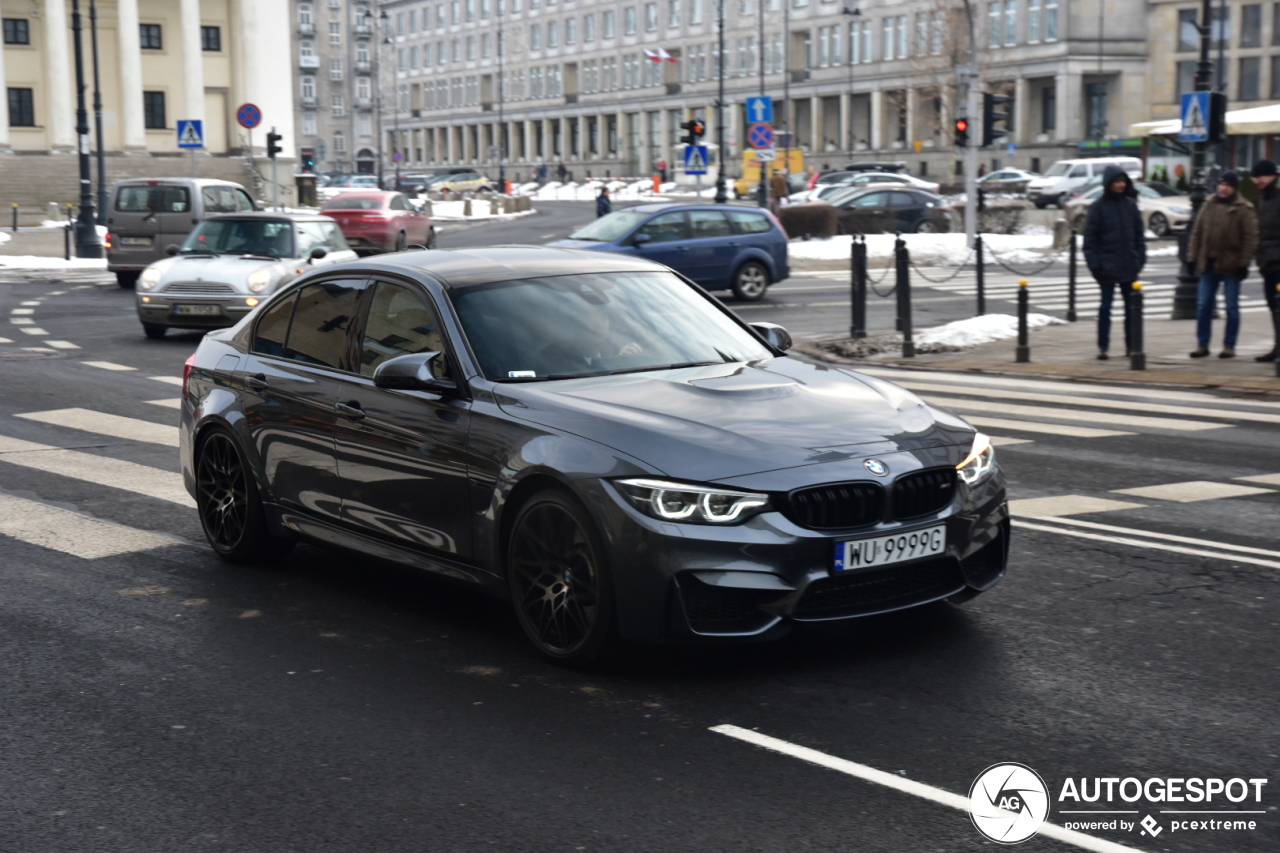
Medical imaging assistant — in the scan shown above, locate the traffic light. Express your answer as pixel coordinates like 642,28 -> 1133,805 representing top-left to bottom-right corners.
299,147 -> 317,173
1208,91 -> 1228,143
982,92 -> 1010,147
681,119 -> 706,147
266,130 -> 283,159
954,118 -> 969,148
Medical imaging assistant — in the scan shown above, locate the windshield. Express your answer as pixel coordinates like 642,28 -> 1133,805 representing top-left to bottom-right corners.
450,271 -> 774,381
323,196 -> 385,210
180,219 -> 295,257
1043,163 -> 1072,177
567,210 -> 649,242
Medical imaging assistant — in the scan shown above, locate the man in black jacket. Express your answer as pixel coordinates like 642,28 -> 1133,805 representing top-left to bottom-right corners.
1252,159 -> 1280,361
1083,164 -> 1147,359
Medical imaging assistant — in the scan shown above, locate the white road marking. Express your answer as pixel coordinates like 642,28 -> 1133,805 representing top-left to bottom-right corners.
1110,480 -> 1274,503
1017,514 -> 1280,559
16,408 -> 179,447
0,492 -> 180,558
0,337 -> 12,343
83,361 -> 137,372
43,340 -> 80,350
710,725 -> 1150,853
926,397 -> 1230,432
961,415 -> 1134,438
0,435 -> 194,507
1014,520 -> 1280,571
10,317 -> 33,325
20,301 -> 41,306
47,291 -> 65,295
73,285 -> 93,289
20,327 -> 49,336
1236,472 -> 1280,485
22,347 -> 55,353
149,375 -> 184,385
10,308 -> 34,315
988,436 -> 1033,447
145,398 -> 183,409
1008,495 -> 1147,517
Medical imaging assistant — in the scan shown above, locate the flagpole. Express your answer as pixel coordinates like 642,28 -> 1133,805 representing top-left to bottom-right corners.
714,0 -> 727,203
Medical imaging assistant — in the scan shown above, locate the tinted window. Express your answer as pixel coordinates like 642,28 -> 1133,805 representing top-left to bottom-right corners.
202,186 -> 250,213
688,210 -> 732,238
359,282 -> 449,378
727,210 -> 772,234
154,186 -> 190,212
323,196 -> 384,210
887,192 -> 918,208
251,291 -> 299,357
235,190 -> 256,211
181,219 -> 294,256
390,194 -> 411,211
850,192 -> 888,208
567,210 -> 647,241
284,280 -> 363,369
635,211 -> 689,243
320,222 -> 349,249
115,186 -> 152,212
1068,165 -> 1088,178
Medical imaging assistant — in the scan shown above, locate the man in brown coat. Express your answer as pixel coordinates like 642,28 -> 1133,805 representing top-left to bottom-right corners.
1186,170 -> 1259,358
769,168 -> 789,213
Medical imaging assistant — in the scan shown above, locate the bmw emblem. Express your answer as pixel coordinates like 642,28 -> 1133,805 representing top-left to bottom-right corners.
864,459 -> 888,477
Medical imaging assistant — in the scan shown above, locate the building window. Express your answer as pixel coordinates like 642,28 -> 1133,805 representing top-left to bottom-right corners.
302,112 -> 317,135
1044,0 -> 1057,42
357,77 -> 371,99
884,16 -> 906,60
668,0 -> 680,28
1027,0 -> 1040,44
566,19 -> 576,44
1085,81 -> 1106,139
451,39 -> 460,61
585,15 -> 596,40
547,21 -> 558,47
399,48 -> 407,71
914,12 -> 928,56
143,91 -> 166,128
451,0 -> 460,24
1178,8 -> 1198,52
140,24 -> 163,50
1004,0 -> 1016,46
849,21 -> 870,64
300,4 -> 313,24
1271,55 -> 1280,97
332,95 -> 345,115
691,0 -> 703,24
482,33 -> 491,57
1274,4 -> 1280,46
530,25 -> 541,50
330,22 -> 342,44
1241,4 -> 1261,46
645,2 -> 658,31
1210,4 -> 1229,48
332,58 -> 344,79
201,26 -> 221,51
1240,56 -> 1261,99
1176,60 -> 1196,97
3,18 -> 31,45
466,35 -> 476,59
1041,85 -> 1055,132
625,7 -> 637,34
603,10 -> 616,37
334,131 -> 346,154
301,76 -> 316,99
7,88 -> 34,126
988,3 -> 1000,48
359,114 -> 372,136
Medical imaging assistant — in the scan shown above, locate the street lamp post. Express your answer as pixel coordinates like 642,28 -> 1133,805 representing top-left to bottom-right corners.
756,0 -> 768,208
89,0 -> 107,225
498,3 -> 506,192
842,6 -> 860,154
1172,0 -> 1217,319
69,0 -> 102,258
714,0 -> 727,203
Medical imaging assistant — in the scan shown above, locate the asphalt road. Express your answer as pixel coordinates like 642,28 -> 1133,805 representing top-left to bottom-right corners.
1,251 -> 1277,851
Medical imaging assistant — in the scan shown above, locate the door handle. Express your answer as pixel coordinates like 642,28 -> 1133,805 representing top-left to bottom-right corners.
336,402 -> 366,421
246,374 -> 269,391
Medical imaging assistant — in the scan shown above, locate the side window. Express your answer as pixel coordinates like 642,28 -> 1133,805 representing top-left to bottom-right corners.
1068,165 -> 1088,178
321,221 -> 350,249
236,189 -> 256,211
851,192 -> 888,208
294,222 -> 330,255
251,291 -> 299,357
635,211 -> 689,243
390,194 -> 409,211
155,186 -> 191,212
201,186 -> 241,213
283,280 -> 363,369
115,186 -> 152,212
688,210 -> 732,238
727,210 -> 771,234
887,192 -> 917,208
359,282 -> 450,378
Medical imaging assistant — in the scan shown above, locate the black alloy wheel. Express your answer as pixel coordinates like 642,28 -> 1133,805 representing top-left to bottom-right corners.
731,260 -> 770,302
507,490 -> 615,665
116,271 -> 139,289
394,231 -> 407,252
915,218 -> 938,234
425,227 -> 437,249
196,430 -> 293,563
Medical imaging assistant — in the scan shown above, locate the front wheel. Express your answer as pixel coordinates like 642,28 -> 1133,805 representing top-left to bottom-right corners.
195,429 -> 294,564
507,490 -> 616,666
1149,212 -> 1170,238
731,260 -> 770,302
142,323 -> 167,340
117,271 -> 139,289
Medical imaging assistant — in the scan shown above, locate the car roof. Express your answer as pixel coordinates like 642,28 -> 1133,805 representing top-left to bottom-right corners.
204,212 -> 334,223
114,178 -> 245,188
324,190 -> 397,199
350,246 -> 663,288
608,202 -> 767,214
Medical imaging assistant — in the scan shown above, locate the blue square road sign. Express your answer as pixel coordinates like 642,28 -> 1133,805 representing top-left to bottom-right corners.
177,120 -> 205,149
746,97 -> 773,124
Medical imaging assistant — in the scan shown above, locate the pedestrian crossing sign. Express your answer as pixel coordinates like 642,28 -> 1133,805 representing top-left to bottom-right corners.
177,120 -> 205,149
1179,92 -> 1210,143
684,144 -> 709,175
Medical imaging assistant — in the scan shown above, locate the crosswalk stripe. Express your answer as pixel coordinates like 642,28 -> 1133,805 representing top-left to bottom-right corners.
1110,480 -> 1274,502
83,361 -> 136,372
0,435 -> 194,507
15,408 -> 179,447
0,492 -> 180,558
149,375 -> 184,386
1008,495 -> 1146,516
145,398 -> 183,409
43,340 -> 80,350
10,318 -> 32,325
926,396 -> 1230,431
963,415 -> 1134,438
10,308 -> 34,315
19,327 -> 49,335
0,337 -> 12,344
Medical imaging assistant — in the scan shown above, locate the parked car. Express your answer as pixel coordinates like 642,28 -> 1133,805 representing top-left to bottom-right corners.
179,245 -> 1009,663
1066,170 -> 1167,204
322,191 -> 436,254
1065,182 -> 1193,238
825,187 -> 952,234
133,212 -> 357,338
384,173 -> 435,194
811,166 -> 935,192
548,203 -> 789,301
977,169 -> 1040,194
1025,157 -> 1143,208
423,171 -> 491,192
106,178 -> 257,289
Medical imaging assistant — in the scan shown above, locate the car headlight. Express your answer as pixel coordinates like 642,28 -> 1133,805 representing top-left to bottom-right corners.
615,478 -> 770,525
1169,206 -> 1191,215
956,433 -> 997,486
247,269 -> 275,293
138,267 -> 162,290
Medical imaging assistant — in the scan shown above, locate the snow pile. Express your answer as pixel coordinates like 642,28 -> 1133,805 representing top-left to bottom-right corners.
788,233 -> 1059,264
915,312 -> 1065,348
0,231 -> 9,246
428,199 -> 537,221
0,256 -> 108,270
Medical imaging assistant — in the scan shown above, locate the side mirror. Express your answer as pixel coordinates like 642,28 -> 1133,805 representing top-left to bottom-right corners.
750,322 -> 792,352
372,351 -> 457,393
309,247 -> 328,262
632,232 -> 652,245
165,244 -> 181,256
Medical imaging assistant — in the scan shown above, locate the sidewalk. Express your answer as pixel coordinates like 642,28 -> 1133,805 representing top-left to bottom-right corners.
796,307 -> 1280,394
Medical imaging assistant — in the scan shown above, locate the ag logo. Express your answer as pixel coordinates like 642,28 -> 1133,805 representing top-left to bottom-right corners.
968,763 -> 1049,844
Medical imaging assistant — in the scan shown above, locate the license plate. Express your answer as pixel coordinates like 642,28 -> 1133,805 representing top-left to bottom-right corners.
834,525 -> 946,572
120,237 -> 152,246
172,304 -> 221,316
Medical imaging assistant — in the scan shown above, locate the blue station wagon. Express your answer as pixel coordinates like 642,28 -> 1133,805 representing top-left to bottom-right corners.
549,203 -> 789,301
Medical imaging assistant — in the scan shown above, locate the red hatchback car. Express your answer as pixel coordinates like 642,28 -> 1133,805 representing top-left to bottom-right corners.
321,191 -> 436,254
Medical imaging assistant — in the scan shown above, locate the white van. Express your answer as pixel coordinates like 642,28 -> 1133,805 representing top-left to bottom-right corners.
1025,157 -> 1144,209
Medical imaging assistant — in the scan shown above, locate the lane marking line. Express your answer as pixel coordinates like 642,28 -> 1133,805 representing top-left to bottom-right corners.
0,491 -> 182,559
16,408 -> 179,447
709,725 -> 1150,853
43,340 -> 80,350
148,375 -> 184,386
1110,480 -> 1275,503
0,436 -> 194,507
82,361 -> 137,372
962,415 -> 1134,439
19,301 -> 41,306
1017,513 -> 1280,558
1013,520 -> 1280,570
925,396 -> 1230,432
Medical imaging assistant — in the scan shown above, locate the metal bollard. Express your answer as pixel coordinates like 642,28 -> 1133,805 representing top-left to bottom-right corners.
63,222 -> 71,261
1015,279 -> 1030,362
1067,231 -> 1078,322
850,234 -> 867,339
896,235 -> 914,358
11,203 -> 17,232
975,233 -> 986,316
1129,282 -> 1146,371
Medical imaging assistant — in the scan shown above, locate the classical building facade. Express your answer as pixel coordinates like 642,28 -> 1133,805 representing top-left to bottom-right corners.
294,0 -> 1165,183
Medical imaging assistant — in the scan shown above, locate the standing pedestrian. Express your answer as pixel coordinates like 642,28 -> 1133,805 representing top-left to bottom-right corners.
1082,165 -> 1147,360
1187,170 -> 1259,358
557,161 -> 568,183
1250,159 -> 1280,361
657,159 -> 668,182
769,168 -> 788,214
538,162 -> 548,183
596,186 -> 612,218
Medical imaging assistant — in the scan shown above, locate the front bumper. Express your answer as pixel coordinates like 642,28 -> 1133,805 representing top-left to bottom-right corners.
577,465 -> 1009,643
136,291 -> 260,329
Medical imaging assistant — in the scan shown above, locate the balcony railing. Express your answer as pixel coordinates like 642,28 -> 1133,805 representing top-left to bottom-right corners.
300,96 -> 318,108
299,55 -> 320,69
355,97 -> 374,110
298,21 -> 315,35
355,59 -> 372,74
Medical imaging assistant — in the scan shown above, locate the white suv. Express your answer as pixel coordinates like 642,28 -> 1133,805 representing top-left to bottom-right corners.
1026,157 -> 1143,209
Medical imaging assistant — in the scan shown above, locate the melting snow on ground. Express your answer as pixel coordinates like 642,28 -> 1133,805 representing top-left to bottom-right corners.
915,312 -> 1065,348
788,232 -> 1180,264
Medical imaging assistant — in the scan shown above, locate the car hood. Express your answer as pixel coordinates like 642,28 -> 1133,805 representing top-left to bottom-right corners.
492,357 -> 974,481
152,254 -> 293,287
545,239 -> 615,250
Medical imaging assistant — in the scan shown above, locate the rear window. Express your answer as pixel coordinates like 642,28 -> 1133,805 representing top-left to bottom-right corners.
323,196 -> 384,210
115,186 -> 152,212
727,210 -> 772,234
251,291 -> 299,357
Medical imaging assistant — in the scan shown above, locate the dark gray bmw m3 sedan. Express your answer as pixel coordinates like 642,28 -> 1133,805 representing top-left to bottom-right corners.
179,246 -> 1008,663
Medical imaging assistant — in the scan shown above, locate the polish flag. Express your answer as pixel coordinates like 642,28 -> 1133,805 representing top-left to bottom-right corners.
658,47 -> 677,62
644,49 -> 663,62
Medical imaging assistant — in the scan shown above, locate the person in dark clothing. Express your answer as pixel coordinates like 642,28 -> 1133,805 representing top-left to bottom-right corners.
1187,169 -> 1259,358
1251,159 -> 1280,361
1082,164 -> 1147,359
596,186 -> 612,217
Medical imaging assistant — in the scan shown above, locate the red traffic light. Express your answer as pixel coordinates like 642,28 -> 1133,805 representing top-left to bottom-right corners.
955,119 -> 969,132
691,121 -> 705,135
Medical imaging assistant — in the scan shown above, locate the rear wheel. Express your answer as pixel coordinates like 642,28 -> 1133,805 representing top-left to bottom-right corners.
1149,212 -> 1170,238
116,271 -> 139,289
195,429 -> 294,564
394,231 -> 406,252
731,261 -> 770,302
142,323 -> 167,340
507,490 -> 616,666
425,228 -> 437,249
915,219 -> 938,234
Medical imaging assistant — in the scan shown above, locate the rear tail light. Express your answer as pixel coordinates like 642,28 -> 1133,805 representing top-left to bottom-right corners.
104,232 -> 113,250
182,353 -> 196,397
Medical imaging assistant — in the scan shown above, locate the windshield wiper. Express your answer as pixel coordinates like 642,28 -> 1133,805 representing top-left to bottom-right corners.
606,361 -> 720,376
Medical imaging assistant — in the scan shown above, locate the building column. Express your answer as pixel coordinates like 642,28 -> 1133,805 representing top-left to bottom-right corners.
1055,72 -> 1078,144
0,39 -> 11,152
809,95 -> 821,155
839,93 -> 850,154
1014,76 -> 1030,144
870,89 -> 883,150
905,88 -> 918,150
116,0 -> 147,152
180,0 -> 206,131
232,0 -> 294,161
43,0 -> 75,151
